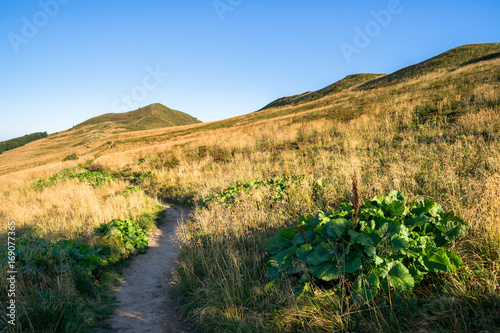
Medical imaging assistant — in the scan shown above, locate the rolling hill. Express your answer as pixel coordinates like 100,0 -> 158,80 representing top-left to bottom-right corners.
1,43 -> 500,332
0,43 -> 499,176
260,43 -> 500,110
74,103 -> 201,131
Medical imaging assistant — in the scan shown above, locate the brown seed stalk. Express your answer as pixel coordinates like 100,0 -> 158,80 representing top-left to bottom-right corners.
352,168 -> 360,230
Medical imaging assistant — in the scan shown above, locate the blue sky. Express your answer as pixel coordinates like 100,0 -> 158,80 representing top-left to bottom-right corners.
0,0 -> 499,141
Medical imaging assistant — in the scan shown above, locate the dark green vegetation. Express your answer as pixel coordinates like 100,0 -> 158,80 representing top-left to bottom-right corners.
74,103 -> 201,132
62,152 -> 79,162
266,191 -> 468,304
0,132 -> 47,154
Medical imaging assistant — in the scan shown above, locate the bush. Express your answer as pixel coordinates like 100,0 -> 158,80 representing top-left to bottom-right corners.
265,191 -> 468,303
95,219 -> 149,255
63,152 -> 79,162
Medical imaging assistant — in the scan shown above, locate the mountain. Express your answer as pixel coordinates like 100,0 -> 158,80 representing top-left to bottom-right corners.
260,74 -> 384,110
357,43 -> 500,90
74,103 -> 201,132
0,43 -> 499,175
261,43 -> 500,110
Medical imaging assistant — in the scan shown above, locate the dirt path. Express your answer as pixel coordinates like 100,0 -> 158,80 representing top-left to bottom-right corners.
106,203 -> 192,332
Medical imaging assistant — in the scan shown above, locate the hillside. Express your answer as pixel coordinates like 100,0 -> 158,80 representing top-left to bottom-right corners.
1,44 -> 499,176
74,103 -> 201,131
1,43 -> 500,332
0,103 -> 203,174
358,43 -> 500,90
260,43 -> 500,111
260,73 -> 384,110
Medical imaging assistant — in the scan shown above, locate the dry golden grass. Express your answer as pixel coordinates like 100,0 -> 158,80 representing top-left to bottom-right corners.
0,178 -> 161,244
0,50 -> 499,332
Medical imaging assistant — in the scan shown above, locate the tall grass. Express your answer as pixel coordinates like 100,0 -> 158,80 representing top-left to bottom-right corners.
1,52 -> 499,332
0,168 -> 164,332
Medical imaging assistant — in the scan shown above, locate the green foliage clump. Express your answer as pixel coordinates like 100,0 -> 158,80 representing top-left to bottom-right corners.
95,219 -> 149,255
32,167 -> 116,189
62,152 -> 79,161
123,184 -> 144,197
265,191 -> 468,303
2,237 -> 103,279
198,176 -> 306,209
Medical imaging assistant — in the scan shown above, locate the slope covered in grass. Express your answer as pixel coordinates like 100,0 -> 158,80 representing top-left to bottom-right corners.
260,73 -> 384,110
75,103 -> 201,131
358,43 -> 500,90
1,43 -> 500,332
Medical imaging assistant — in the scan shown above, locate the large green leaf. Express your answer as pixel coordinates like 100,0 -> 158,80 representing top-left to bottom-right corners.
446,250 -> 463,269
272,247 -> 297,270
310,262 -> 341,281
412,199 -> 443,217
404,216 -> 428,230
386,190 -> 406,204
387,261 -> 414,290
421,247 -> 451,273
437,212 -> 468,245
296,243 -> 313,262
387,201 -> 406,217
349,230 -> 379,247
327,218 -> 351,239
390,235 -> 409,254
351,272 -> 380,304
292,230 -> 316,246
307,242 -> 334,266
265,228 -> 296,255
344,248 -> 363,273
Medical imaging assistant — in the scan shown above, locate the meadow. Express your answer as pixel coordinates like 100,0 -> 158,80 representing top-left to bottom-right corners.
1,45 -> 499,332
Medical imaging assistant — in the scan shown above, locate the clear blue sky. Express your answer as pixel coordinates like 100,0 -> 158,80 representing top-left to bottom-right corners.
0,0 -> 499,141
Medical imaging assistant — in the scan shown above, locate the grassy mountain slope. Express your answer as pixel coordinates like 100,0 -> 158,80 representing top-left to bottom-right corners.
260,73 -> 384,110
75,103 -> 201,131
2,44 -> 498,176
358,43 -> 500,90
1,43 -> 500,332
0,103 -> 202,174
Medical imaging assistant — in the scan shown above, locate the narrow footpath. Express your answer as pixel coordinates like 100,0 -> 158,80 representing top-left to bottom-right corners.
106,203 -> 192,332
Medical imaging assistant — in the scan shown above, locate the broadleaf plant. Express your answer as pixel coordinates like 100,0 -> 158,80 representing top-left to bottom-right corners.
265,191 -> 468,303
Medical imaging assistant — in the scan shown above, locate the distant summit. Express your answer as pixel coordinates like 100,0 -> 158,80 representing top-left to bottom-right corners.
260,43 -> 500,110
74,103 -> 201,132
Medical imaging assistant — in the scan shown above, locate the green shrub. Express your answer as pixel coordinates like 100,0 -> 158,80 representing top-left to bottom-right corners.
95,219 -> 149,255
265,191 -> 468,303
31,167 -> 116,189
63,152 -> 79,162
